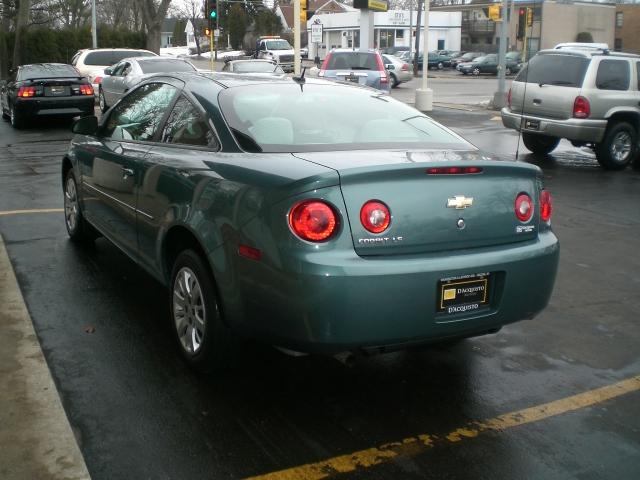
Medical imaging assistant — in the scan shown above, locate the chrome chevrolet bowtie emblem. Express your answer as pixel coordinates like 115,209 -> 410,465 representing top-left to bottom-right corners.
447,196 -> 474,209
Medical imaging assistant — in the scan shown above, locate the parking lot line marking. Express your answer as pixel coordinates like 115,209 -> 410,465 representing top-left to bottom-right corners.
245,375 -> 640,480
0,208 -> 63,217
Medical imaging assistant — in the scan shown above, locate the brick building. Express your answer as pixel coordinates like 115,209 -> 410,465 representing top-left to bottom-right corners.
615,4 -> 640,54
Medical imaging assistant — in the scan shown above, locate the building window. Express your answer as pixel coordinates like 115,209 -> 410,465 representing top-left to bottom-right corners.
616,12 -> 623,28
615,38 -> 622,51
396,29 -> 404,39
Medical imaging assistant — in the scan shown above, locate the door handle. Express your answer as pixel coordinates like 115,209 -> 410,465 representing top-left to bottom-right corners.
533,99 -> 542,105
122,167 -> 134,179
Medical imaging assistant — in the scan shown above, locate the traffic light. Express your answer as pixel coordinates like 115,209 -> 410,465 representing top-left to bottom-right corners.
526,7 -> 533,27
204,27 -> 211,36
300,0 -> 308,23
208,0 -> 217,21
517,8 -> 525,39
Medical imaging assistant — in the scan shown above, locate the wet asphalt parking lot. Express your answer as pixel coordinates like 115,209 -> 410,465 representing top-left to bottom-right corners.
0,99 -> 639,479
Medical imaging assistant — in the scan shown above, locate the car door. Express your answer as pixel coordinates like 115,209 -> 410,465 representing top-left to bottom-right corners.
110,62 -> 133,104
136,93 -> 220,276
102,62 -> 125,105
79,82 -> 180,259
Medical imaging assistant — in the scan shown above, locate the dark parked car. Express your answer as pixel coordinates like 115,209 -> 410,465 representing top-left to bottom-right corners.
452,52 -> 484,69
62,73 -> 558,372
1,63 -> 95,129
459,54 -> 521,76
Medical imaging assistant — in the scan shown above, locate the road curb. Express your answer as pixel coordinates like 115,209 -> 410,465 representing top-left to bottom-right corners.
0,234 -> 91,480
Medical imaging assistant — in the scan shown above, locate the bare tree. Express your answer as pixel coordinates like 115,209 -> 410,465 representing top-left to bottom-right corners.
12,0 -> 30,67
173,0 -> 203,55
136,0 -> 173,53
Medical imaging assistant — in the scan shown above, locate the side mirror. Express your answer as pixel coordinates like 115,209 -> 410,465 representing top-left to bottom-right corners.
385,64 -> 394,70
104,67 -> 113,75
72,115 -> 98,135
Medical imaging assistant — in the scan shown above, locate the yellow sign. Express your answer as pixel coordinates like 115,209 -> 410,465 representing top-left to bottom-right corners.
526,7 -> 534,27
368,0 -> 388,11
488,5 -> 501,22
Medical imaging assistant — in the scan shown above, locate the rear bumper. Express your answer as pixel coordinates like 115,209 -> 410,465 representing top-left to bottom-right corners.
231,231 -> 559,354
14,96 -> 95,117
501,108 -> 607,143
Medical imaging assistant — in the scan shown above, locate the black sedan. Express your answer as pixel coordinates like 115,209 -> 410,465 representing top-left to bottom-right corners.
459,54 -> 521,76
1,63 -> 95,129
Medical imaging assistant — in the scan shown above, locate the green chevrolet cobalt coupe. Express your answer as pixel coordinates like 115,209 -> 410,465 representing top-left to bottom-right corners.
62,73 -> 559,371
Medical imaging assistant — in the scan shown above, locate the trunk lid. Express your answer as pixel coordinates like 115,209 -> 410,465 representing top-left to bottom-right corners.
294,150 -> 542,256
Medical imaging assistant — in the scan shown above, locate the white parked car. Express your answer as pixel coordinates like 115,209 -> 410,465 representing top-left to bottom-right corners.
382,54 -> 412,88
71,48 -> 157,94
98,56 -> 197,112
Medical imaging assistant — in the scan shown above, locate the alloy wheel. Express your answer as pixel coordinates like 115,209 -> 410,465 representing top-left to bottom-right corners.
611,131 -> 632,163
173,267 -> 206,355
64,176 -> 79,232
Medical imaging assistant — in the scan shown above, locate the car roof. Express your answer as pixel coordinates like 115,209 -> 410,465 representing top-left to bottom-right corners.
20,63 -> 75,68
537,48 -> 640,59
329,48 -> 380,54
229,59 -> 276,64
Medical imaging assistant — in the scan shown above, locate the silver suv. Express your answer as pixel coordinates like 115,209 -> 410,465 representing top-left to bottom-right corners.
501,48 -> 640,170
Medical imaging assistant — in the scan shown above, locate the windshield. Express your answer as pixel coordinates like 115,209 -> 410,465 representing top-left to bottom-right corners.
139,60 -> 196,74
84,50 -> 155,66
265,40 -> 291,50
234,61 -> 283,73
19,64 -> 79,80
516,54 -> 589,87
219,84 -> 470,153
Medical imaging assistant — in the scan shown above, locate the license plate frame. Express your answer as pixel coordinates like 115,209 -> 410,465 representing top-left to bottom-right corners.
437,273 -> 490,315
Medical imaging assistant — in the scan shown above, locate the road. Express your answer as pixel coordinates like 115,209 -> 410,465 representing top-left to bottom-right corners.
0,95 -> 639,480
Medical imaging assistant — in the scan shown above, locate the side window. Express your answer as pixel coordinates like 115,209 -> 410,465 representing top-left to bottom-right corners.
103,83 -> 178,141
122,63 -> 133,76
111,63 -> 125,76
160,96 -> 218,148
596,60 -> 630,91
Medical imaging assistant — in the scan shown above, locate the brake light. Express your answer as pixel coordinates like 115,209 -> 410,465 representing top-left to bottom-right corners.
514,193 -> 534,223
426,166 -> 483,175
375,54 -> 389,84
401,63 -> 409,71
540,190 -> 552,223
360,200 -> 391,234
93,76 -> 103,84
17,86 -> 36,97
573,96 -> 590,119
79,84 -> 94,95
289,200 -> 338,242
319,54 -> 331,77
507,87 -> 512,108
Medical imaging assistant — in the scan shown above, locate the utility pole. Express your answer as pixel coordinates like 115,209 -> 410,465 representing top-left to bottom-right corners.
415,0 -> 432,111
91,0 -> 97,48
493,0 -> 509,109
413,0 -> 422,76
409,0 -> 413,56
294,0 -> 301,75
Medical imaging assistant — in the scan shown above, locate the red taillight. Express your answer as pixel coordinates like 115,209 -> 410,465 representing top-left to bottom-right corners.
540,190 -> 552,222
515,193 -> 534,223
238,244 -> 262,261
426,166 -> 483,175
573,96 -> 590,119
79,84 -> 94,95
93,76 -> 103,84
401,63 -> 409,71
289,200 -> 338,242
507,87 -> 512,108
360,200 -> 391,234
17,86 -> 36,97
319,54 -> 331,77
375,54 -> 389,84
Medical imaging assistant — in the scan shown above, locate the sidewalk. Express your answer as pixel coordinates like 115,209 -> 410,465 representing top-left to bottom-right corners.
0,235 -> 90,480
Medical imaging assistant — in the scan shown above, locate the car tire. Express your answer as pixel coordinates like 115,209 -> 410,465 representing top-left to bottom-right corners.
63,168 -> 99,243
437,62 -> 444,70
170,249 -> 232,373
390,73 -> 399,88
472,68 -> 480,76
9,104 -> 25,129
594,121 -> 637,171
522,132 -> 560,155
98,88 -> 108,113
1,105 -> 9,120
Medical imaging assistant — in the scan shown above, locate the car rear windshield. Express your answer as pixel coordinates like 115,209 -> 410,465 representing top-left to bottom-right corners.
19,64 -> 79,80
234,61 -> 281,73
139,60 -> 196,74
325,52 -> 379,70
84,50 -> 153,66
516,54 -> 589,87
219,83 -> 471,153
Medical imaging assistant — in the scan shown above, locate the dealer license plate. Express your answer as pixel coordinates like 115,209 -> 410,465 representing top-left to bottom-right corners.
438,273 -> 490,315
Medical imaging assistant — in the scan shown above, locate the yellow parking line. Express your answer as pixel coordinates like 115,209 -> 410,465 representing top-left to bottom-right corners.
0,208 -> 63,217
246,375 -> 640,480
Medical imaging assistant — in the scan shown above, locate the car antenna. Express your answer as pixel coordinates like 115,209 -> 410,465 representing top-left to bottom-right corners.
293,66 -> 306,84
